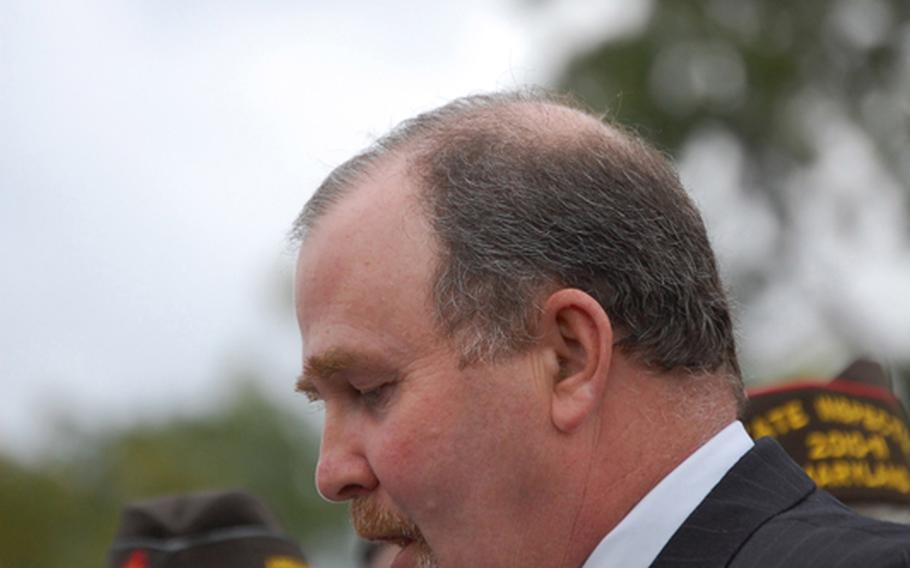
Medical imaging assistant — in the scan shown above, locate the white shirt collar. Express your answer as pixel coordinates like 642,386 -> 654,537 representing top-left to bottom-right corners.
581,421 -> 754,568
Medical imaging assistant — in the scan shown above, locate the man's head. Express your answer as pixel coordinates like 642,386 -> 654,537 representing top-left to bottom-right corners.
294,91 -> 738,377
293,90 -> 742,567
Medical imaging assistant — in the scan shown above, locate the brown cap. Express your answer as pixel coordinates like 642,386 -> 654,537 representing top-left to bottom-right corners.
107,490 -> 309,568
744,359 -> 910,506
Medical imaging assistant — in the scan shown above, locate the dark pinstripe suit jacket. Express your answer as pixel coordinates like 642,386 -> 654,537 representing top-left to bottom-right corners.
651,438 -> 910,568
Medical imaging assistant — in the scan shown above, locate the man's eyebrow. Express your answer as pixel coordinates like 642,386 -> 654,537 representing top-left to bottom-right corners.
295,373 -> 320,400
294,348 -> 361,398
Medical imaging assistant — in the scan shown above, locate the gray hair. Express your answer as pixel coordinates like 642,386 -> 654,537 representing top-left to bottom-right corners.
293,89 -> 741,389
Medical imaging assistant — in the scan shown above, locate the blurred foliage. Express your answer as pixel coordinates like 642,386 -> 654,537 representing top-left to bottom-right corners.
557,0 -> 910,214
553,0 -> 910,384
0,383 -> 343,568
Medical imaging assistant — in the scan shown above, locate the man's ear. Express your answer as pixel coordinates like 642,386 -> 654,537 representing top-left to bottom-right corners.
540,289 -> 613,433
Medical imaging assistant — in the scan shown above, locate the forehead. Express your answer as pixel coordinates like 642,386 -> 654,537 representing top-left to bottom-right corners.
294,158 -> 439,357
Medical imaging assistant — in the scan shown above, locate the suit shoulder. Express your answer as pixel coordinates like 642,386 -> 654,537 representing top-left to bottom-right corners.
734,490 -> 910,568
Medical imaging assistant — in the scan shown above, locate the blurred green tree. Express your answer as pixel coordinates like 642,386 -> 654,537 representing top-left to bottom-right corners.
0,382 -> 342,568
552,0 -> 910,380
558,0 -> 910,205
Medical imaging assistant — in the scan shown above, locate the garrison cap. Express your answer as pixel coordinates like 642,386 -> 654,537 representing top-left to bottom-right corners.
107,490 -> 309,568
744,359 -> 910,507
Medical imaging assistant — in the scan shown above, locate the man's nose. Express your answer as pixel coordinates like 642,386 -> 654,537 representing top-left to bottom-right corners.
315,413 -> 378,502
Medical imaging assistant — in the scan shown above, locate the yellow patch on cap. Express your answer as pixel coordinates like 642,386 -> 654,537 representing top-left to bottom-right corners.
265,556 -> 308,568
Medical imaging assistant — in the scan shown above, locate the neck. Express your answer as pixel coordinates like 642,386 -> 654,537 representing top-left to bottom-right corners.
558,362 -> 737,567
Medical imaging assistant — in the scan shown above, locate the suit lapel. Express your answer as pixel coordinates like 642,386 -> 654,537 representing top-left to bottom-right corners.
650,438 -> 815,568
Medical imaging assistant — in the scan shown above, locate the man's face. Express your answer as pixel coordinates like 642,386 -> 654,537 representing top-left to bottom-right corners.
294,162 -> 557,567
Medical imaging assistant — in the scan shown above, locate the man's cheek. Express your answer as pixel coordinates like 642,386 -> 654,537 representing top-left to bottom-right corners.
378,425 -> 449,481
376,429 -> 459,504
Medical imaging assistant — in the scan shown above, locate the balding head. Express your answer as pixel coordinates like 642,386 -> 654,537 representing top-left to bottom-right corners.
294,89 -> 741,399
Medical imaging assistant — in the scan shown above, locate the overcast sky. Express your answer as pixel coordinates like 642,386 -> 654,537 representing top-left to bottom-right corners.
3,0 -> 910,461
0,0 -> 658,457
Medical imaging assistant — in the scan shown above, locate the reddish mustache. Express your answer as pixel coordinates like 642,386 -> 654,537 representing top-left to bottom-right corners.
351,497 -> 424,542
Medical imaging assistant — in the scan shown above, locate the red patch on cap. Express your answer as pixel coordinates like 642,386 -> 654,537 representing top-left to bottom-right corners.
121,550 -> 149,568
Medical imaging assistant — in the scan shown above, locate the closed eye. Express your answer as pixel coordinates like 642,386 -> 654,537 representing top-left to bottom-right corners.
360,383 -> 395,409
